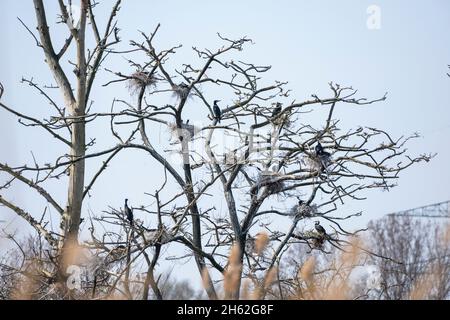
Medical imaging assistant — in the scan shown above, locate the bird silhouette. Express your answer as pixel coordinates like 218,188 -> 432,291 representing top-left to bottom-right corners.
315,142 -> 330,157
315,142 -> 342,203
213,100 -> 222,123
124,198 -> 133,226
314,221 -> 326,235
271,102 -> 282,118
315,142 -> 332,171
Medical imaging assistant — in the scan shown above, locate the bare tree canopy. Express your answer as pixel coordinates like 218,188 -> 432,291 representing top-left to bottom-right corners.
0,1 -> 442,300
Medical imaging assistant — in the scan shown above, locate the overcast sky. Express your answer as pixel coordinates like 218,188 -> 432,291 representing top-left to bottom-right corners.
1,1 -> 450,285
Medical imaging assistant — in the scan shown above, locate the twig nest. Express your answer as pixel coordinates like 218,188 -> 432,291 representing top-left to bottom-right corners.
169,122 -> 198,142
224,151 -> 238,167
108,245 -> 127,260
257,170 -> 285,195
143,227 -> 172,244
127,71 -> 157,94
301,155 -> 321,172
290,203 -> 318,218
180,122 -> 196,140
301,153 -> 332,172
245,237 -> 256,254
312,236 -> 325,249
244,232 -> 269,256
272,110 -> 293,128
302,230 -> 326,249
172,82 -> 191,100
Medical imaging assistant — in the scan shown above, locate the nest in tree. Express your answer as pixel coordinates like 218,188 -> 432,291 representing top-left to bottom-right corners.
245,237 -> 256,254
290,203 -> 318,218
224,151 -> 238,167
172,82 -> 191,100
180,122 -> 196,140
108,245 -> 127,261
143,227 -> 172,245
272,111 -> 293,128
302,153 -> 332,172
268,180 -> 285,195
168,122 -> 198,142
127,71 -> 157,94
302,155 -> 321,172
312,236 -> 325,249
301,230 -> 326,249
257,171 -> 285,195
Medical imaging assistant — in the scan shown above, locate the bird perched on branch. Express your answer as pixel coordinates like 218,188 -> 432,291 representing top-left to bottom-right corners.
315,142 -> 332,169
315,142 -> 330,157
124,199 -> 133,226
213,100 -> 222,123
314,142 -> 342,203
271,102 -> 282,118
314,221 -> 326,235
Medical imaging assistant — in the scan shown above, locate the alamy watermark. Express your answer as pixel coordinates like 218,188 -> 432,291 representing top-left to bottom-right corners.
367,5 -> 381,30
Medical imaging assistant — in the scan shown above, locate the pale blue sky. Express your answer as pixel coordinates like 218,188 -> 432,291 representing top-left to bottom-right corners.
1,1 -> 449,284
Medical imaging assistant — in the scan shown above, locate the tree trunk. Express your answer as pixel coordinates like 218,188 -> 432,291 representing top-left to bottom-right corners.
59,0 -> 89,282
180,138 -> 218,300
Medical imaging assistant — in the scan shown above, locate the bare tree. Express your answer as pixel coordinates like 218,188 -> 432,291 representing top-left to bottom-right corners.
258,217 -> 449,300
0,1 -> 432,299
1,0 -> 121,290
367,216 -> 450,299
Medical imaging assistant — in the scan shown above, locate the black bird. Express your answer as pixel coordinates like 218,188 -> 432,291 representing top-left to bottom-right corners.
124,198 -> 133,226
315,142 -> 332,171
213,100 -> 222,123
314,221 -> 326,235
315,142 -> 323,155
315,142 -> 331,157
271,102 -> 282,118
315,142 -> 324,155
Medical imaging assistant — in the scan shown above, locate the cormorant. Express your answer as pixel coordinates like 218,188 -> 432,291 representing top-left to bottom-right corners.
315,142 -> 322,155
315,142 -> 331,157
314,221 -> 326,235
271,102 -> 282,118
315,142 -> 332,171
213,100 -> 222,123
124,198 -> 133,226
